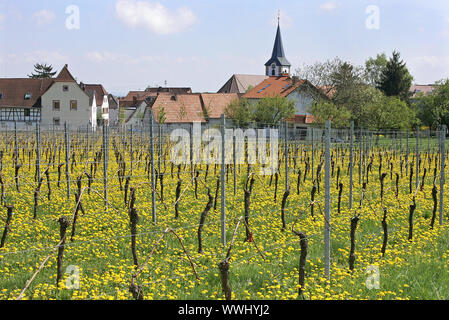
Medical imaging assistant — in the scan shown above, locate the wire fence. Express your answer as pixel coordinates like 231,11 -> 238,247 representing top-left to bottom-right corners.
0,115 -> 448,300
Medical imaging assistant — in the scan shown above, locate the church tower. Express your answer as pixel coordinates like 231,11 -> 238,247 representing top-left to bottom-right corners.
265,16 -> 291,77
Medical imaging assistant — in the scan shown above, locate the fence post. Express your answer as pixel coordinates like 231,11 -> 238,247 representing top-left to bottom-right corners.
416,127 -> 420,190
190,123 -> 194,185
149,110 -> 156,223
35,123 -> 41,183
324,120 -> 331,280
349,121 -> 354,209
406,131 -> 409,174
221,114 -> 227,247
102,123 -> 108,208
440,125 -> 446,226
359,128 -> 362,185
158,123 -> 162,180
311,127 -> 314,182
64,122 -> 70,200
130,124 -> 134,175
233,130 -> 236,196
14,121 -> 18,166
284,122 -> 289,190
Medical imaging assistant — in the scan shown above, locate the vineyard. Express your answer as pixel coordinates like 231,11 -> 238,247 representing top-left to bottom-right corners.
0,120 -> 449,301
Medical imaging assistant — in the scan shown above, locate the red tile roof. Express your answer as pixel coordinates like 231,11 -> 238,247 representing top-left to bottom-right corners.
151,94 -> 206,123
200,93 -> 239,119
243,76 -> 306,99
286,114 -> 315,124
121,91 -> 159,103
83,84 -> 108,107
54,64 -> 77,82
0,78 -> 53,108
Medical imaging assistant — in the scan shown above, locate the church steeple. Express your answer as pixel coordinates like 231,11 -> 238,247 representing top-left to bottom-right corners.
265,16 -> 291,77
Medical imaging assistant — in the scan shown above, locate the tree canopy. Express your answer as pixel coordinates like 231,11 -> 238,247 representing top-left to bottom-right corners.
28,63 -> 57,79
415,79 -> 449,129
377,51 -> 413,101
225,96 -> 295,127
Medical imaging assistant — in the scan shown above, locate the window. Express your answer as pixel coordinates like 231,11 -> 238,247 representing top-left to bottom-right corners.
0,93 -> 3,99
24,93 -> 32,100
53,100 -> 60,111
53,118 -> 60,126
257,84 -> 272,93
24,109 -> 30,117
63,85 -> 69,92
70,100 -> 78,111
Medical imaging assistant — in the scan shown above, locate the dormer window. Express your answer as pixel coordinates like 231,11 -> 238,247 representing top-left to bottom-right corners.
24,93 -> 32,100
0,93 -> 3,99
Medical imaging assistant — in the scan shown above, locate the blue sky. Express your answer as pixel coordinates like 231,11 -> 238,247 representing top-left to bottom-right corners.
0,0 -> 448,95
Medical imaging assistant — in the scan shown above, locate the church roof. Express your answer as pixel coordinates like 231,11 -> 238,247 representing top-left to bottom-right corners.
244,76 -> 304,99
218,74 -> 268,94
265,24 -> 291,67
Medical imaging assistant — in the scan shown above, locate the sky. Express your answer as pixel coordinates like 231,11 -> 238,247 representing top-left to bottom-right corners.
0,0 -> 448,96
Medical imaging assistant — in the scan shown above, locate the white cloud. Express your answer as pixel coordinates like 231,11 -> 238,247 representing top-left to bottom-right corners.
115,0 -> 197,35
33,9 -> 56,25
320,2 -> 338,12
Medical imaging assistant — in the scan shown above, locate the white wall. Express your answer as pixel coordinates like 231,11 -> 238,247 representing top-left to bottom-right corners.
41,82 -> 90,129
287,90 -> 314,115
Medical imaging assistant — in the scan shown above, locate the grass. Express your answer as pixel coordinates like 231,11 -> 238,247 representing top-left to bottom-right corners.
0,132 -> 448,300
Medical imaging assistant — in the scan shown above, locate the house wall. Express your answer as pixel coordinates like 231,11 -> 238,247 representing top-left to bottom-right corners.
125,102 -> 148,127
91,94 -> 97,131
41,82 -> 90,129
287,90 -> 314,116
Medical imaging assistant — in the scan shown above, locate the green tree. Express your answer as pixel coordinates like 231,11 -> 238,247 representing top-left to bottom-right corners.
377,51 -> 413,100
366,95 -> 415,131
224,98 -> 254,128
253,96 -> 295,127
415,79 -> 449,129
28,63 -> 57,78
156,106 -> 167,124
307,101 -> 351,129
365,53 -> 388,87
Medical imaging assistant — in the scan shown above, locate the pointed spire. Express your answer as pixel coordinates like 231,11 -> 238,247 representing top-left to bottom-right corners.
265,18 -> 291,68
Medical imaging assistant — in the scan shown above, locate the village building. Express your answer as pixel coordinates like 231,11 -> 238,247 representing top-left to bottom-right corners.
218,74 -> 268,94
242,21 -> 325,135
81,83 -> 119,128
0,65 -> 112,130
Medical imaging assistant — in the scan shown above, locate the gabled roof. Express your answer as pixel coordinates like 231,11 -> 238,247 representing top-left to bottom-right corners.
145,87 -> 192,94
201,93 -> 239,119
120,91 -> 159,103
83,84 -> 108,107
265,24 -> 291,67
151,94 -> 206,123
0,78 -> 53,108
55,64 -> 77,82
243,76 -> 306,99
218,74 -> 268,94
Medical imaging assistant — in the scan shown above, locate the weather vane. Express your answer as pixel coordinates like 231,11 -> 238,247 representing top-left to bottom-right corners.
278,10 -> 280,25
